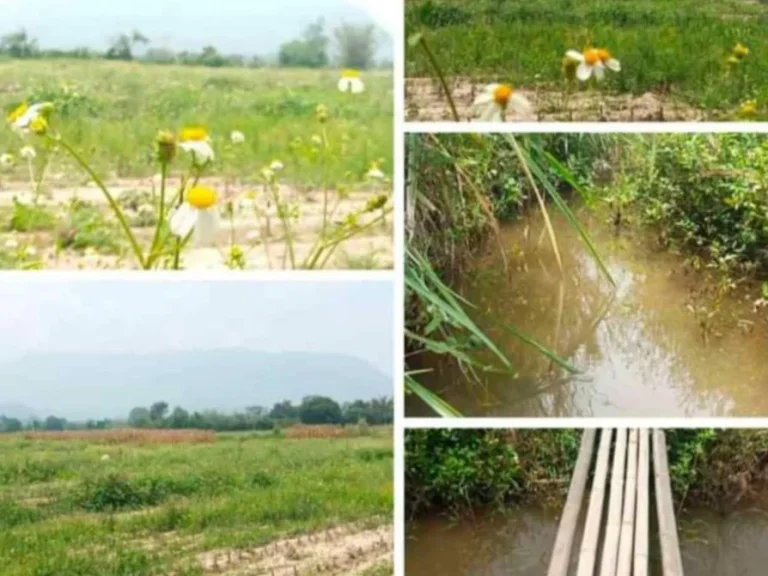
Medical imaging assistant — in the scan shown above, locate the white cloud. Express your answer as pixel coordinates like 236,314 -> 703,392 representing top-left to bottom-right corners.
345,0 -> 397,34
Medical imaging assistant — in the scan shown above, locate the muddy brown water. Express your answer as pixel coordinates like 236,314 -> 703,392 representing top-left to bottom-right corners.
405,501 -> 768,576
407,210 -> 768,417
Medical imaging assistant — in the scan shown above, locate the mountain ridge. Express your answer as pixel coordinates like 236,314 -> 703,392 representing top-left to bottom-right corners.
0,348 -> 391,421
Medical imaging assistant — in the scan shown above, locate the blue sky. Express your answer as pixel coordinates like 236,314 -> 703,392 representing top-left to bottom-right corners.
0,279 -> 393,376
0,0 -> 394,55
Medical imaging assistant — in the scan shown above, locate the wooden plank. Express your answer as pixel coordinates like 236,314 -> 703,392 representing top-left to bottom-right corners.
616,429 -> 639,576
547,429 -> 597,576
653,429 -> 685,576
634,429 -> 650,576
577,428 -> 613,576
599,428 -> 627,576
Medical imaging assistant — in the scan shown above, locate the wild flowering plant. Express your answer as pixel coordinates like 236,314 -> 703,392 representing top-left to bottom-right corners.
2,71 -> 391,270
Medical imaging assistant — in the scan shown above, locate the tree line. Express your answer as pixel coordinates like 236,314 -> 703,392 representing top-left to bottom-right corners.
0,19 -> 386,70
0,396 -> 393,433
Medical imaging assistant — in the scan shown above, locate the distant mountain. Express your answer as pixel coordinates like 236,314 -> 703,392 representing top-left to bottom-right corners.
0,403 -> 39,422
0,349 -> 392,421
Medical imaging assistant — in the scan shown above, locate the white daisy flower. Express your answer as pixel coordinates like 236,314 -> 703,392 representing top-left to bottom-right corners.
473,84 -> 532,122
169,186 -> 220,245
7,102 -> 53,134
179,128 -> 215,167
20,146 -> 36,160
269,160 -> 284,172
230,130 -> 245,144
338,69 -> 365,94
311,134 -> 323,146
366,162 -> 386,180
565,48 -> 621,82
0,153 -> 14,168
4,233 -> 19,249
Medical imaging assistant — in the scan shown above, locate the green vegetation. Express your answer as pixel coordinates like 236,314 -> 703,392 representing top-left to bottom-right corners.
405,134 -> 768,415
405,0 -> 768,119
0,58 -> 392,270
0,60 -> 392,179
0,431 -> 392,576
405,429 -> 768,518
2,20 -> 387,70
0,397 -> 394,433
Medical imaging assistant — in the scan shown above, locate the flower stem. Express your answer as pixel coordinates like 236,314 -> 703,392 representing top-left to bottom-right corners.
321,127 -> 329,239
148,161 -> 168,262
316,208 -> 391,269
418,35 -> 460,121
54,136 -> 145,268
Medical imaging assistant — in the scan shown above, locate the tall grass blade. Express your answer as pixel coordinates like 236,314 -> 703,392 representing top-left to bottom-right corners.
405,374 -> 463,418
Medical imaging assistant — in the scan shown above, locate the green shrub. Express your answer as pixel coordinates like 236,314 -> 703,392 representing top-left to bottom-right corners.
405,429 -> 520,517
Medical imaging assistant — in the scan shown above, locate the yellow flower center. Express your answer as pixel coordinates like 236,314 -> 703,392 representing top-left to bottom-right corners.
187,186 -> 218,210
584,49 -> 601,66
30,117 -> 48,135
493,85 -> 513,108
733,43 -> 749,59
180,127 -> 208,142
597,49 -> 612,63
8,102 -> 28,123
341,69 -> 361,78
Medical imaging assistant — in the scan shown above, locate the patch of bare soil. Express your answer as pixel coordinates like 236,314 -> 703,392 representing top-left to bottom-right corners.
405,77 -> 707,121
0,177 -> 393,269
197,523 -> 393,576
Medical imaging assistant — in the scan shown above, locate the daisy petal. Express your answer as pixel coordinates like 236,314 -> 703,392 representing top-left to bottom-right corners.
606,58 -> 621,72
169,204 -> 198,238
593,64 -> 605,81
479,102 -> 502,122
576,63 -> 593,81
509,93 -> 532,117
350,78 -> 365,94
193,209 -> 220,246
566,50 -> 585,62
473,93 -> 493,106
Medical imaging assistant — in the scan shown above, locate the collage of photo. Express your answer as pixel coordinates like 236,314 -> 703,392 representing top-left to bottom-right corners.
1,0 -> 767,575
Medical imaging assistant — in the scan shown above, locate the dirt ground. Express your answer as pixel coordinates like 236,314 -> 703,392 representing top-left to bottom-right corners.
197,523 -> 393,575
0,176 -> 393,270
405,77 -> 707,122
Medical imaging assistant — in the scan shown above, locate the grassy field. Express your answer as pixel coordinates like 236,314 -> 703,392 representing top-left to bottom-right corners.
0,60 -> 393,269
0,429 -> 393,576
405,0 -> 768,121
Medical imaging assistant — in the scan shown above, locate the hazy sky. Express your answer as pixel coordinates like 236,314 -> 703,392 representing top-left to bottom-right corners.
0,0 -> 395,55
0,279 -> 393,375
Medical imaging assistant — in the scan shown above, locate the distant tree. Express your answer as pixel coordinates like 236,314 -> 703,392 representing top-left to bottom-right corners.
269,400 -> 299,420
128,406 -> 151,428
334,23 -> 377,70
278,18 -> 329,68
149,401 -> 169,423
299,396 -> 343,425
0,416 -> 23,433
199,45 -> 226,67
105,30 -> 148,61
0,29 -> 39,58
43,415 -> 66,431
248,55 -> 265,68
143,47 -> 177,64
167,406 -> 190,429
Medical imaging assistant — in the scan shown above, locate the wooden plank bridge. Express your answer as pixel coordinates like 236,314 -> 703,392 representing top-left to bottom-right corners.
547,429 -> 683,576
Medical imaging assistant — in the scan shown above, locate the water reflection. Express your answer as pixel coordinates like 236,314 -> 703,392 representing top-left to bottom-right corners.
407,210 -> 768,417
406,503 -> 768,575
